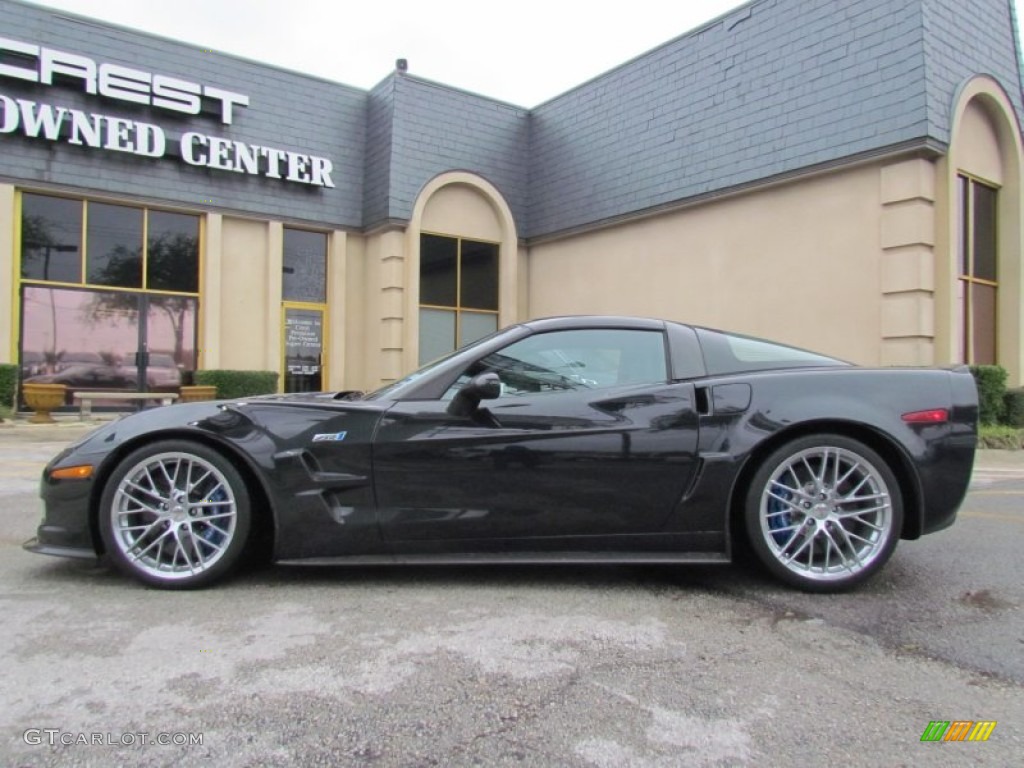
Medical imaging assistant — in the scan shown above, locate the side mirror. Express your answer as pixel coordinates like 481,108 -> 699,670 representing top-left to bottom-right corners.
447,372 -> 501,417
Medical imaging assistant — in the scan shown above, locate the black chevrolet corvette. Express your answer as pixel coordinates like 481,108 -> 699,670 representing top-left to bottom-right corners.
25,316 -> 978,592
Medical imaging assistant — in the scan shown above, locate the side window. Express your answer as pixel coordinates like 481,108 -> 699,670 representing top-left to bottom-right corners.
447,329 -> 667,398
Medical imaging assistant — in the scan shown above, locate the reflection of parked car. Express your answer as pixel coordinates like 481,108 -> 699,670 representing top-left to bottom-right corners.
55,351 -> 103,373
20,350 -> 44,377
26,364 -> 137,404
27,365 -> 136,389
143,353 -> 182,390
26,355 -> 181,393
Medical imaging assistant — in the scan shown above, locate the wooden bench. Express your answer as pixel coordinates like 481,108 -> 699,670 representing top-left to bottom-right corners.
73,391 -> 179,420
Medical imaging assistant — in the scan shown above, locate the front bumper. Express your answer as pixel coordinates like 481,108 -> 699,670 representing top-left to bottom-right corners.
28,449 -> 105,560
23,536 -> 98,560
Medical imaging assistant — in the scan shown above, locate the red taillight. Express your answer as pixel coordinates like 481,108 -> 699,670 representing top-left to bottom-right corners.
901,408 -> 949,424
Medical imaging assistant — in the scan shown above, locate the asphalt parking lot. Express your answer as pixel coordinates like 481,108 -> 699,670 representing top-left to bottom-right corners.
1,419 -> 1022,766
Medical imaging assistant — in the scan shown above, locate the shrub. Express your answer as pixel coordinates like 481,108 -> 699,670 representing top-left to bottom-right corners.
1003,388 -> 1024,429
977,424 -> 1024,450
0,363 -> 17,408
969,365 -> 1007,426
193,370 -> 278,400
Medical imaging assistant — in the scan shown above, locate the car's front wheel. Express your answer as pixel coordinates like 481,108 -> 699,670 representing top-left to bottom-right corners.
744,435 -> 903,592
99,440 -> 251,589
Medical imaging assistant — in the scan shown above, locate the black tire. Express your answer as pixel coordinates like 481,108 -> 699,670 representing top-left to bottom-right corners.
99,440 -> 251,589
744,434 -> 903,592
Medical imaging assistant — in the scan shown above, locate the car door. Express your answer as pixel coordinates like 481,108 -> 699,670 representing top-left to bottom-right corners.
373,327 -> 701,550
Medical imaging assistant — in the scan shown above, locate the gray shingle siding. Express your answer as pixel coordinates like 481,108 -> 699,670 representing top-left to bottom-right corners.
386,76 -> 530,232
364,76 -> 396,227
922,0 -> 1024,142
527,0 -> 933,237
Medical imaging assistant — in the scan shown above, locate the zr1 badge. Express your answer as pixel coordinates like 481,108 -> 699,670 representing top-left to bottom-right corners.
312,432 -> 348,442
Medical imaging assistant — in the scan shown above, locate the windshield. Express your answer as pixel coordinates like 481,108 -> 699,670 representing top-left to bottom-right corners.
364,350 -> 462,401
364,325 -> 511,401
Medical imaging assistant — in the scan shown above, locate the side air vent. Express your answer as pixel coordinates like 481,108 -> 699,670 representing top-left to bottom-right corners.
695,386 -> 711,416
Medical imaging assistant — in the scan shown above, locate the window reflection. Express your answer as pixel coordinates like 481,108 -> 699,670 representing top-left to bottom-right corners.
148,211 -> 199,293
19,194 -> 201,408
460,240 -> 498,310
20,285 -> 197,403
86,202 -> 143,288
284,308 -> 323,392
21,286 -> 141,384
146,296 -> 197,372
420,234 -> 458,307
418,233 -> 500,364
283,229 -> 327,303
20,194 -> 82,283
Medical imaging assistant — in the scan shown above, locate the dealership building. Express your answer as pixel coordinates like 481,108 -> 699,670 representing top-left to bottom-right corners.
2,0 -> 1023,400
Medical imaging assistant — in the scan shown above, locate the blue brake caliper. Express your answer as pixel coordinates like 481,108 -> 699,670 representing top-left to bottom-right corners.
766,483 -> 792,546
196,487 -> 228,547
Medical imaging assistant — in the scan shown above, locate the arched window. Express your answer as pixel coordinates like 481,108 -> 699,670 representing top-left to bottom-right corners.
408,173 -> 517,371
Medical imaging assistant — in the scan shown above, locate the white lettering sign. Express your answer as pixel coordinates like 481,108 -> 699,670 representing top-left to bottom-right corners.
0,94 -> 335,188
0,36 -> 246,123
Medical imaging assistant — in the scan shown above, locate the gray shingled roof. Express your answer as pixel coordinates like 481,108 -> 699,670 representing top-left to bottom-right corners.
525,0 -> 1024,238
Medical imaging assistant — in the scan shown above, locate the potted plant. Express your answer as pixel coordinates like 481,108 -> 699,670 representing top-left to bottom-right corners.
22,381 -> 68,423
176,369 -> 215,403
179,384 -> 218,402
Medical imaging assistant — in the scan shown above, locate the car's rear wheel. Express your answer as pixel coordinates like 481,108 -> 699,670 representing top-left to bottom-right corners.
99,440 -> 251,589
744,434 -> 902,592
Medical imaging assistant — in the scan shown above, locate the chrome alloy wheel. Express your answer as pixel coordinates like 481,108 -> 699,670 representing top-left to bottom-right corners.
758,445 -> 894,584
109,451 -> 238,581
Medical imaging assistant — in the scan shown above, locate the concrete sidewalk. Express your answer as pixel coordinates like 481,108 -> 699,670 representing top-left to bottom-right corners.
0,416 -> 116,444
1,414 -> 1021,470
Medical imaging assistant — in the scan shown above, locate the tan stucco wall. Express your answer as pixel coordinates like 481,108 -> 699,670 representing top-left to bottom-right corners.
958,102 -> 1005,185
359,228 -> 406,390
204,215 -> 346,390
342,233 -> 367,391
325,229 -> 347,391
217,217 -> 272,371
421,184 -> 503,241
528,165 -> 887,365
0,183 -> 14,364
879,157 -> 937,366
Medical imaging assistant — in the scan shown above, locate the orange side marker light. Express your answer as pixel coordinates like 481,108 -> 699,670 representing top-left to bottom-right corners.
50,465 -> 94,480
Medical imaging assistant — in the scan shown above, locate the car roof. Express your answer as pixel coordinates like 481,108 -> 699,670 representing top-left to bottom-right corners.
521,315 -> 668,332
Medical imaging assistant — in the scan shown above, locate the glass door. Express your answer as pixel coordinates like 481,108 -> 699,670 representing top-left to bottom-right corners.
282,305 -> 325,393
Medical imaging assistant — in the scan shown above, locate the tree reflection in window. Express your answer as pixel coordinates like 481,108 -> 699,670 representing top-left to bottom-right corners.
20,194 -> 82,283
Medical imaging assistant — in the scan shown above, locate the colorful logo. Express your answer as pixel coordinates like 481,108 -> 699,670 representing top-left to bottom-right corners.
920,721 -> 997,742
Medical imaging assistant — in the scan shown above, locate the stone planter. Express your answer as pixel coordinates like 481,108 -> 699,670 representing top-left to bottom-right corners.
179,385 -> 217,403
22,382 -> 67,424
